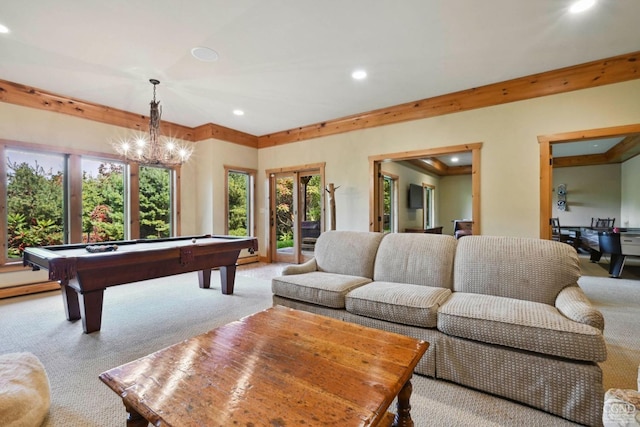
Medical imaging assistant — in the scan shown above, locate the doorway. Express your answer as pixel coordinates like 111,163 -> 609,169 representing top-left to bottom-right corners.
369,143 -> 482,234
538,124 -> 640,239
268,163 -> 325,263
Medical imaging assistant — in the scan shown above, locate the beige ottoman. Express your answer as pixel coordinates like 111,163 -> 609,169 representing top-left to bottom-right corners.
0,352 -> 51,427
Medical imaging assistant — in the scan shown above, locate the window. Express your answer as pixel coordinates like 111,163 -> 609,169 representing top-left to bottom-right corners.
139,166 -> 172,239
225,167 -> 255,236
5,148 -> 65,260
1,143 -> 180,265
82,158 -> 125,243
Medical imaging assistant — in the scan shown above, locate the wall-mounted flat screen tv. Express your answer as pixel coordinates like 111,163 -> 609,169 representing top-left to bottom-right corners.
408,183 -> 423,209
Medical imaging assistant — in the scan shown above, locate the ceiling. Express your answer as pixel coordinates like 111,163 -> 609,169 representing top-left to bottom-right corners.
2,1 -> 640,139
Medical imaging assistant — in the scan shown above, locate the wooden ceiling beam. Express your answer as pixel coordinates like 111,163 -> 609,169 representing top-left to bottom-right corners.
0,79 -> 196,142
404,158 -> 473,176
258,51 -> 640,147
405,159 -> 442,176
192,123 -> 258,148
553,135 -> 640,167
423,158 -> 449,174
605,135 -> 640,163
0,51 -> 639,148
553,153 -> 610,168
445,165 -> 473,175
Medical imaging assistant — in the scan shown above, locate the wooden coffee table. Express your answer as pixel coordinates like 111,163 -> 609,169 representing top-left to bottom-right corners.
99,306 -> 428,426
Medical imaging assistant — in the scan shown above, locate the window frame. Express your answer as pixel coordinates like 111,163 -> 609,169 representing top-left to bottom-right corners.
1,139 -> 180,266
224,165 -> 256,237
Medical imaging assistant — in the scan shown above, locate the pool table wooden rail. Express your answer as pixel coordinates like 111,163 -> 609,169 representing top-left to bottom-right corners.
22,235 -> 258,333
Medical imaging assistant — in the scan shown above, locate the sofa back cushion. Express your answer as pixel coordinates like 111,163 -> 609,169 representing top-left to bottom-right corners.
315,231 -> 385,279
373,233 -> 457,289
453,236 -> 581,305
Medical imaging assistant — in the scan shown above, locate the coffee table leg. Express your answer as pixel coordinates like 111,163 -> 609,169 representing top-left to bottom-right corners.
393,378 -> 414,427
124,402 -> 148,427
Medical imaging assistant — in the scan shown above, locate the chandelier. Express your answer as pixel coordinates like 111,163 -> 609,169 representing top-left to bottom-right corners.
113,79 -> 193,166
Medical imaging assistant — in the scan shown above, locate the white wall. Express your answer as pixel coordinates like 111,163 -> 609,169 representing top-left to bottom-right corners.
190,139 -> 258,236
257,80 -> 640,247
552,164 -> 621,227
621,154 -> 640,228
438,175 -> 473,235
2,80 -> 640,262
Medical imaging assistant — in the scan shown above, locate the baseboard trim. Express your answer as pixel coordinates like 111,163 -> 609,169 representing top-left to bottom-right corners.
0,282 -> 60,299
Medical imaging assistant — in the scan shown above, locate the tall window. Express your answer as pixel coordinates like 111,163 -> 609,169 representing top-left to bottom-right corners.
226,167 -> 255,237
5,149 -> 65,259
139,166 -> 172,239
82,158 -> 125,243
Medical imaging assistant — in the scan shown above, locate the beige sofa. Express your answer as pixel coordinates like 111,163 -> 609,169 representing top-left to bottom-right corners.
272,231 -> 607,426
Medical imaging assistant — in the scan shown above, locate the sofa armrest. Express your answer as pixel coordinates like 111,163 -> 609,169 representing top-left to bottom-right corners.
282,258 -> 318,276
555,285 -> 605,331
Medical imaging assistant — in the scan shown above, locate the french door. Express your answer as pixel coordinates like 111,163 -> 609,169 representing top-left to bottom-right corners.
268,164 -> 324,263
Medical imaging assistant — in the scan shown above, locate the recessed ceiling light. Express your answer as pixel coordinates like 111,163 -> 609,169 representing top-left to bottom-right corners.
569,0 -> 596,14
351,70 -> 367,80
451,157 -> 459,163
233,109 -> 245,116
0,24 -> 10,34
191,46 -> 219,62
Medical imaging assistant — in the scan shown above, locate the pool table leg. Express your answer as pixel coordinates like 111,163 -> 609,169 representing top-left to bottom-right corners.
198,269 -> 212,289
220,265 -> 237,295
60,281 -> 81,321
78,290 -> 104,334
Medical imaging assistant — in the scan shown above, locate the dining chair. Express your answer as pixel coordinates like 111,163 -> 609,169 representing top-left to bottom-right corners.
591,217 -> 615,228
551,217 -> 576,246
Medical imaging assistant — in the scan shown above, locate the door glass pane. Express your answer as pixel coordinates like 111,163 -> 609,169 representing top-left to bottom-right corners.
300,174 -> 321,256
82,159 -> 125,243
228,171 -> 250,236
275,176 -> 294,254
383,176 -> 393,233
6,149 -> 65,259
139,166 -> 171,239
424,187 -> 433,228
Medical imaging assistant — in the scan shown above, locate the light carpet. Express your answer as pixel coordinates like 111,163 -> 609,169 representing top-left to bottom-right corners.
0,268 -> 638,426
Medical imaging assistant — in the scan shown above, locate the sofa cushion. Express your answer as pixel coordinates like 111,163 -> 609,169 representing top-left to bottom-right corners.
346,282 -> 452,328
453,236 -> 581,305
437,292 -> 607,362
373,233 -> 456,288
272,271 -> 371,308
315,231 -> 385,279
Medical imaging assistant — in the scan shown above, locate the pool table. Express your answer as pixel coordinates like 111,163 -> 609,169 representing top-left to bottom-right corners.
23,235 -> 258,333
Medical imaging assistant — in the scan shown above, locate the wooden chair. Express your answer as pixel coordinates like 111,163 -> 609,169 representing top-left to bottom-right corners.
591,217 -> 615,228
551,217 -> 576,246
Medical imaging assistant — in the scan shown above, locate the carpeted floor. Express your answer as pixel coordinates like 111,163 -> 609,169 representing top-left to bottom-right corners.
0,262 -> 638,426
